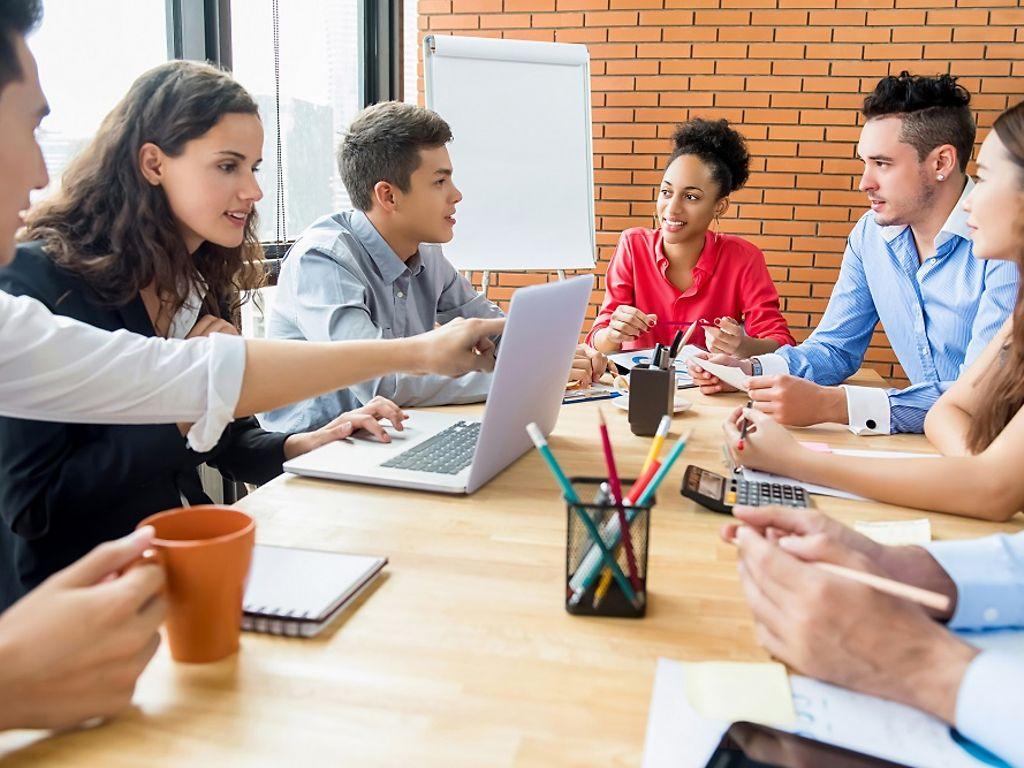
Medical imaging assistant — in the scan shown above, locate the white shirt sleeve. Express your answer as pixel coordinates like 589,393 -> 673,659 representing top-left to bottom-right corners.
0,292 -> 245,452
752,352 -> 790,377
954,652 -> 1024,766
839,384 -> 891,435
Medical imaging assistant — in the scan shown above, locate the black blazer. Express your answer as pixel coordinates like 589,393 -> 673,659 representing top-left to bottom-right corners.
0,241 -> 291,609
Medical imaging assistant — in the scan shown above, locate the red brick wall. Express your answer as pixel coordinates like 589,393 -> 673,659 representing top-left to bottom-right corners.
416,1 -> 1024,384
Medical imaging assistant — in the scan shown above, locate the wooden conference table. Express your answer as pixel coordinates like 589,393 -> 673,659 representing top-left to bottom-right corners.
2,370 -> 1021,767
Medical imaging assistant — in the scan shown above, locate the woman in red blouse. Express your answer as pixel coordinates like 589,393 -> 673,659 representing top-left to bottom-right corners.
587,118 -> 795,356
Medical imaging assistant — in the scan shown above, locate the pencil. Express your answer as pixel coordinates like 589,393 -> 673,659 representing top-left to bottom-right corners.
526,423 -> 641,608
815,562 -> 951,613
593,567 -> 614,608
641,415 -> 672,474
597,409 -> 641,591
635,430 -> 692,507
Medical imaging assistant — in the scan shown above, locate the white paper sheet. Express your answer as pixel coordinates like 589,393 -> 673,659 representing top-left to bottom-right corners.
832,448 -> 938,460
738,448 -> 939,502
741,468 -> 867,502
692,357 -> 751,392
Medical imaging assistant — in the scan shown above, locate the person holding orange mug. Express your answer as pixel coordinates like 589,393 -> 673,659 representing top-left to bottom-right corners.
0,1 -> 500,733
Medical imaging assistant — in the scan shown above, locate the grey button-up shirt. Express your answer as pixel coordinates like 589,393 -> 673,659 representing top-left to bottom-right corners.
259,210 -> 504,433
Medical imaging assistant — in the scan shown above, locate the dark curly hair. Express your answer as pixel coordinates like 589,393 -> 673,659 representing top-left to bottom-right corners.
667,118 -> 750,197
862,71 -> 975,173
21,60 -> 265,325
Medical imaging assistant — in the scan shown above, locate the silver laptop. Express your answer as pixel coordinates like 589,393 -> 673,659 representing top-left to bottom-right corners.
282,274 -> 593,494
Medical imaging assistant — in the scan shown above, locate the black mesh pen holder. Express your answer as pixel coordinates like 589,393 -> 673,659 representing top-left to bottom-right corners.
564,476 -> 652,619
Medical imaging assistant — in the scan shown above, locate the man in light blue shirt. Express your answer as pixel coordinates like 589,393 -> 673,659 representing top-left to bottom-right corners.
261,102 -> 605,433
727,505 -> 1024,767
690,73 -> 1018,435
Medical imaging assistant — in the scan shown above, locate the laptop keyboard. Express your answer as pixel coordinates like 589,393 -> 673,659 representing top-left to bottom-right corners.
380,420 -> 481,475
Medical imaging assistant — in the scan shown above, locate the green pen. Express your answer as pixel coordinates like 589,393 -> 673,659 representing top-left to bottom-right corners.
526,423 -> 641,608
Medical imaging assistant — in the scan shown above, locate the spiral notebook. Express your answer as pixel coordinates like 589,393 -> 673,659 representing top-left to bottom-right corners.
242,544 -> 387,638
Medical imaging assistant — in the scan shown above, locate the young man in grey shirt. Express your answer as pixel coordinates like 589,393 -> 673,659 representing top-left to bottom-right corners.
261,102 -> 605,433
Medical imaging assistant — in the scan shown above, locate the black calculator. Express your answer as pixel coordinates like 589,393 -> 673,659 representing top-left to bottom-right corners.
680,465 -> 809,514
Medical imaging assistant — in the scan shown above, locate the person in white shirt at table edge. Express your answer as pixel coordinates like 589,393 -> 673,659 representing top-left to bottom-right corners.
0,0 -> 503,732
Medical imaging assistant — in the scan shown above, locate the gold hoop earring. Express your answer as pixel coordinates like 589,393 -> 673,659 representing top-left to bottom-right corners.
713,215 -> 722,243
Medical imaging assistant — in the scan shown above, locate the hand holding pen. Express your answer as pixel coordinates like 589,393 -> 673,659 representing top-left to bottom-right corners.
737,398 -> 753,451
704,316 -> 748,356
721,405 -> 802,478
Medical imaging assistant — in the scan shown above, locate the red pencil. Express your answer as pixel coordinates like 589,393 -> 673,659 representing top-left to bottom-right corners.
597,409 -> 641,591
624,459 -> 661,505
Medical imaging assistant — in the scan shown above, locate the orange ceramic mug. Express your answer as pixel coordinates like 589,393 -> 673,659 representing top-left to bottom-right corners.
136,506 -> 255,663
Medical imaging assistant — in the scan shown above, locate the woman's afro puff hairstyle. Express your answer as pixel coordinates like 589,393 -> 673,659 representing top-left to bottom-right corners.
668,118 -> 751,196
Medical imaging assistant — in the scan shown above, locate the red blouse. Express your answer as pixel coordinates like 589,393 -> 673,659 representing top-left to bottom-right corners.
586,228 -> 795,352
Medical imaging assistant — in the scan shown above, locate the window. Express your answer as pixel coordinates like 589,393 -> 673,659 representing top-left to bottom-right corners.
27,0 -> 168,202
230,0 -> 361,244
403,0 -> 419,105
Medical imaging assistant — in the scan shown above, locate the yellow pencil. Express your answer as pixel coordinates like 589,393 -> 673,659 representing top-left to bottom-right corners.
641,415 -> 672,474
592,567 -> 614,608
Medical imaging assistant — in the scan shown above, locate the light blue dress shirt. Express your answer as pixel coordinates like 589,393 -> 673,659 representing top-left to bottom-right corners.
260,210 -> 504,433
925,533 -> 1024,767
756,180 -> 1018,434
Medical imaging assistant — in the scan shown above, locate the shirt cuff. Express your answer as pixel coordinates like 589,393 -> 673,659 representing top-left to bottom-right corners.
186,333 -> 246,453
840,384 -> 890,435
753,353 -> 789,376
924,534 -> 1024,630
954,651 -> 1024,767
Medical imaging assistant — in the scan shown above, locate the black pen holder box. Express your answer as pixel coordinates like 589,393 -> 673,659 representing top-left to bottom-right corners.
565,477 -> 652,619
628,364 -> 674,436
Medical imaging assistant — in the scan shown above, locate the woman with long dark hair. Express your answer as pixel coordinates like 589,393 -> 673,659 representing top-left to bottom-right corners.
0,60 -> 404,607
723,100 -> 1024,522
0,7 -> 500,732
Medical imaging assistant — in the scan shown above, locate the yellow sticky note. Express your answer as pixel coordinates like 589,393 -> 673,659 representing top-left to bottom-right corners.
684,661 -> 795,726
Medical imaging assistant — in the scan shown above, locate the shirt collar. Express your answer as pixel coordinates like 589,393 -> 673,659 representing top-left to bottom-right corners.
937,176 -> 974,245
879,177 -> 975,247
349,209 -> 419,284
655,229 -> 721,278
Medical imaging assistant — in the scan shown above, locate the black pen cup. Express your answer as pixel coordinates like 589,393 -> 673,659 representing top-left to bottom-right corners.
628,364 -> 674,436
565,477 -> 652,619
